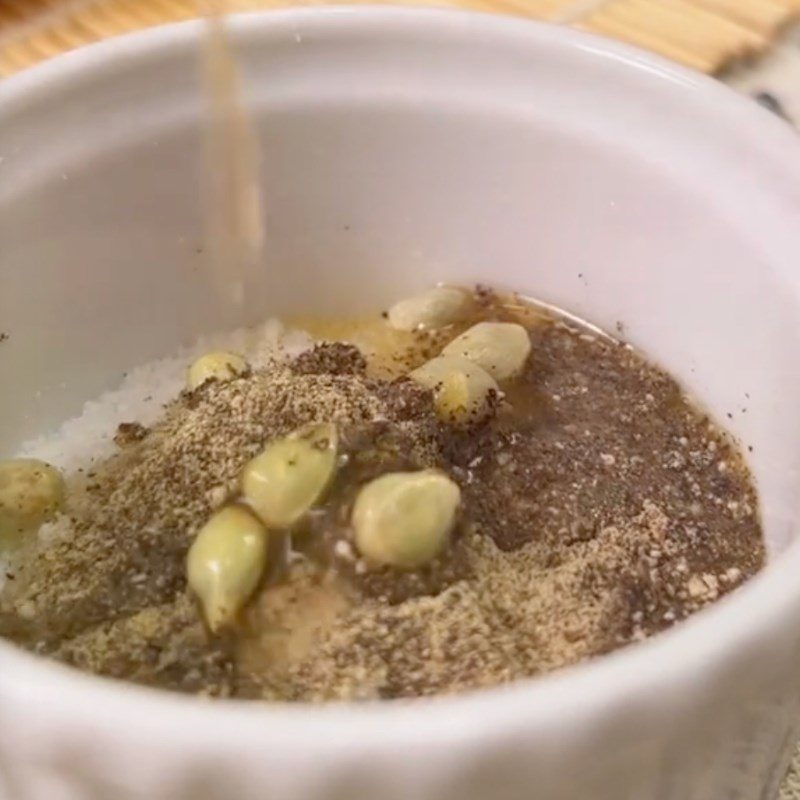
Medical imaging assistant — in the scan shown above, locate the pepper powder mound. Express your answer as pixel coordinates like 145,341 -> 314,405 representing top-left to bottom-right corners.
0,296 -> 765,701
0,353 -> 444,660
273,505 -> 670,701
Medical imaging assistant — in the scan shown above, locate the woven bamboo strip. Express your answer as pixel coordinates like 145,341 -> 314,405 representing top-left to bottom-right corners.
0,0 -> 798,77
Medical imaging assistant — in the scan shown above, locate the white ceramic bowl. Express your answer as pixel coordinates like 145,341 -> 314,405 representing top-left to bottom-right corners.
3,8 -> 800,799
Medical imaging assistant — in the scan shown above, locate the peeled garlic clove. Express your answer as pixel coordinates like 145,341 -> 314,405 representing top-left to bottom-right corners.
387,286 -> 471,331
409,355 -> 499,426
241,423 -> 338,528
352,470 -> 460,569
187,351 -> 249,390
0,459 -> 64,545
187,504 -> 269,633
441,321 -> 531,380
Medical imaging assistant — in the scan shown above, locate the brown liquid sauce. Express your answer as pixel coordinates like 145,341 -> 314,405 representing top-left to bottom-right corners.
234,291 -> 764,699
201,3 -> 264,317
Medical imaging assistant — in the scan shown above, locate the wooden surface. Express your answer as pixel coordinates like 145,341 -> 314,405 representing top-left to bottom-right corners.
1,0 -> 800,76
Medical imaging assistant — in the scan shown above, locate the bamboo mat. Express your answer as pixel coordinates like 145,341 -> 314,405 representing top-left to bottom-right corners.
1,0 -> 800,76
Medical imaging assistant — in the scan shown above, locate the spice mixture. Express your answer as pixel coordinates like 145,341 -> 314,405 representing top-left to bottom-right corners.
0,288 -> 764,700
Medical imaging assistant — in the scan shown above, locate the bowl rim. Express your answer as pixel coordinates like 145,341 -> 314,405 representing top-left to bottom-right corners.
3,3 -> 800,758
